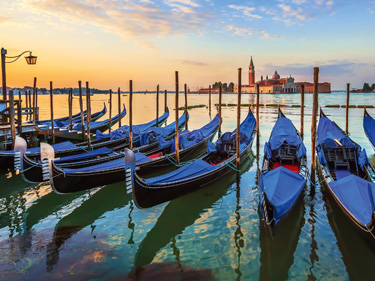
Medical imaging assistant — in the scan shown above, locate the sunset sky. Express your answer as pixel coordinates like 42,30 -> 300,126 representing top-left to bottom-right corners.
1,0 -> 374,91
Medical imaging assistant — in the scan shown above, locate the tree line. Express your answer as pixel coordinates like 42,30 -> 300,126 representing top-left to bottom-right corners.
363,83 -> 375,93
212,82 -> 234,92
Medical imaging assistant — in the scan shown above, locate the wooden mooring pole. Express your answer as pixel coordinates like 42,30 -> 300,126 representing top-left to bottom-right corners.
118,87 -> 121,127
78,81 -> 85,141
50,81 -> 55,144
156,84 -> 159,127
184,83 -> 188,130
16,100 -> 22,136
32,77 -> 37,123
346,83 -> 350,135
256,84 -> 260,134
109,89 -> 112,133
9,90 -> 15,148
219,85 -> 222,137
175,71 -> 180,165
129,81 -> 133,150
69,89 -> 73,130
25,90 -> 29,119
236,68 -> 241,169
311,67 -> 319,184
209,85 -> 212,115
86,82 -> 91,151
301,84 -> 305,139
164,90 -> 167,112
28,90 -> 31,119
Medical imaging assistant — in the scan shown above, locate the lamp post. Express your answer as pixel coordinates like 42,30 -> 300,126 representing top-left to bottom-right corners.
1,47 -> 37,100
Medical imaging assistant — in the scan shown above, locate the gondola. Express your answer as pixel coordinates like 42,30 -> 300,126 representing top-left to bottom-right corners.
35,104 -> 125,141
125,109 -> 256,209
363,108 -> 375,151
1,109 -> 170,170
22,111 -> 186,183
32,103 -> 106,126
50,113 -> 219,193
259,108 -> 307,232
316,108 -> 375,241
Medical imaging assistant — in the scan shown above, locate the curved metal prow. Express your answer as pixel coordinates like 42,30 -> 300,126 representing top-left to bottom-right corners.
14,136 -> 27,171
40,142 -> 55,181
124,148 -> 136,194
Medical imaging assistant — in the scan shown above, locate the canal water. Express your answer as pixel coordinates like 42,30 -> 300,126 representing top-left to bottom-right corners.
1,92 -> 375,280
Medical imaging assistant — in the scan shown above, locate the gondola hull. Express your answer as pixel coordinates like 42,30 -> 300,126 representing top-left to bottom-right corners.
131,136 -> 254,209
316,156 -> 375,240
50,130 -> 216,193
22,116 -> 186,183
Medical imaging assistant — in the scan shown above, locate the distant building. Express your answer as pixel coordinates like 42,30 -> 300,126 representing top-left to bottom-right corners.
233,56 -> 331,93
198,88 -> 224,94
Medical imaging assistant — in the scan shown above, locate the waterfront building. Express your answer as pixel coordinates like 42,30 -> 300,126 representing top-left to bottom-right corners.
233,56 -> 331,93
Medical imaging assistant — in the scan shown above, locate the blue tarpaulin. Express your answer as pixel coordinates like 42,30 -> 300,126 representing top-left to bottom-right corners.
364,114 -> 375,148
144,111 -> 256,186
96,109 -> 169,141
25,141 -> 78,154
317,115 -> 368,169
139,112 -> 188,146
264,116 -> 306,159
158,114 -> 220,151
329,174 -> 375,226
73,106 -> 127,132
145,159 -> 216,185
260,166 -> 305,225
54,147 -> 112,163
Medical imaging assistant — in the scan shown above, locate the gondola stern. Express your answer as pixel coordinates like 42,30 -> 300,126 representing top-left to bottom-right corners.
124,148 -> 136,195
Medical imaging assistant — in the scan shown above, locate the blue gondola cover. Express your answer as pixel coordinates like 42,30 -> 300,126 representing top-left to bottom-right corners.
329,174 -> 375,226
364,113 -> 375,148
264,116 -> 306,159
260,166 -> 305,225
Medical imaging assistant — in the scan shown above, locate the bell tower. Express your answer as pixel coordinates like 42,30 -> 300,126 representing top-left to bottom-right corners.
249,56 -> 255,85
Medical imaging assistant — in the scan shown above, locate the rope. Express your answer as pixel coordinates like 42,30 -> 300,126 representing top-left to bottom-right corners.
164,154 -> 194,167
223,160 -> 240,172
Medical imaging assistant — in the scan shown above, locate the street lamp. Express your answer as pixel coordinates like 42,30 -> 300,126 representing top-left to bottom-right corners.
1,47 -> 37,101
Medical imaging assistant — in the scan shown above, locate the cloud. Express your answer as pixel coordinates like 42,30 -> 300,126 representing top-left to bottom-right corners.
0,15 -> 15,25
20,0 -> 212,48
228,5 -> 262,19
264,60 -> 363,77
227,25 -> 280,39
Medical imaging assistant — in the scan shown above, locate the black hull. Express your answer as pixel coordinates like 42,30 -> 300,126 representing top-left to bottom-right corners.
22,118 -> 186,183
316,157 -> 375,241
16,111 -> 170,167
50,130 -> 215,193
132,137 -> 254,209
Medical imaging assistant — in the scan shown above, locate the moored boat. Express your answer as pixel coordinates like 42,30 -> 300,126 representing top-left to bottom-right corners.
316,108 -> 375,241
259,108 -> 307,231
363,108 -> 375,151
125,109 -> 256,209
49,113 -> 220,193
22,110 -> 176,183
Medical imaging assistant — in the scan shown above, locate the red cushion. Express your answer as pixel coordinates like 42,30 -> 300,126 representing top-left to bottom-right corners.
273,162 -> 299,173
148,152 -> 163,159
211,158 -> 229,166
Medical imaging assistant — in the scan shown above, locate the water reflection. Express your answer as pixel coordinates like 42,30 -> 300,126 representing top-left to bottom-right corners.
46,183 -> 132,272
133,155 -> 254,274
234,177 -> 243,281
324,191 -> 375,280
258,193 -> 305,281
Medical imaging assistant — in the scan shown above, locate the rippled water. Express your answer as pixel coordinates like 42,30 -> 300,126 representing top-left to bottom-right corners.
1,92 -> 375,280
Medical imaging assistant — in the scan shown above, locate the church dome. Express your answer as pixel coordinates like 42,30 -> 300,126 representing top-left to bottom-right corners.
272,71 -> 280,80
